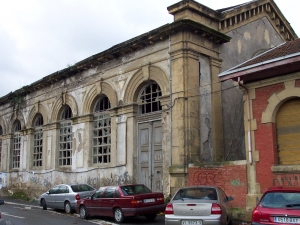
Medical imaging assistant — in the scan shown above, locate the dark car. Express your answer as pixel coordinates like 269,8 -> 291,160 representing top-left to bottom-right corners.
165,186 -> 234,225
38,183 -> 95,213
75,184 -> 165,223
252,186 -> 300,225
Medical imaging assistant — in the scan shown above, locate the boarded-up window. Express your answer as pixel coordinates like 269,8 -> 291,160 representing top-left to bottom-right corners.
276,99 -> 300,165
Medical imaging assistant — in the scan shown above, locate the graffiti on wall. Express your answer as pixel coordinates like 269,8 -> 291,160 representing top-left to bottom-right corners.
273,175 -> 300,186
30,176 -> 51,188
0,173 -> 7,189
102,172 -> 132,186
192,170 -> 226,189
230,179 -> 244,187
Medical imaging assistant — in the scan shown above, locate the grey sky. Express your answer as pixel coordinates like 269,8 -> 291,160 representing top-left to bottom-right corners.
0,0 -> 298,97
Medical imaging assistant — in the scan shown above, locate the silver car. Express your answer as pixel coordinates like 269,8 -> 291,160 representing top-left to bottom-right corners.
165,186 -> 234,225
38,184 -> 95,213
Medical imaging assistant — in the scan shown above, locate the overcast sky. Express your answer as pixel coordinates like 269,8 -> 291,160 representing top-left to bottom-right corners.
0,0 -> 299,97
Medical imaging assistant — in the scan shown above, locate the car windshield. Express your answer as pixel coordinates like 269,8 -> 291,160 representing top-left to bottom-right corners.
71,184 -> 94,192
261,192 -> 300,208
173,187 -> 217,200
121,185 -> 151,195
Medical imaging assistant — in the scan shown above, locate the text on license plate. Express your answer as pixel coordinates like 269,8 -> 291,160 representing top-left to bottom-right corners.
274,217 -> 300,224
181,220 -> 202,225
144,198 -> 155,203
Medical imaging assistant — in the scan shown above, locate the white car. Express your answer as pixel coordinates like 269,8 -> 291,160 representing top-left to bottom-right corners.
165,186 -> 234,225
38,184 -> 95,213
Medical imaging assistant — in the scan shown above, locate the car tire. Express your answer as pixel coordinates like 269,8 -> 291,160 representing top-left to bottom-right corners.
64,201 -> 72,214
145,213 -> 157,221
41,199 -> 47,210
79,206 -> 89,219
114,207 -> 125,223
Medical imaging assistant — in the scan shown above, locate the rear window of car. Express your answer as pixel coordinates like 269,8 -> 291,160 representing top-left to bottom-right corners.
121,185 -> 151,195
261,192 -> 300,208
173,187 -> 217,200
71,184 -> 94,192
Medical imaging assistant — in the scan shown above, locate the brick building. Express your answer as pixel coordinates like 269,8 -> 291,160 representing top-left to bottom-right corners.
220,38 -> 300,208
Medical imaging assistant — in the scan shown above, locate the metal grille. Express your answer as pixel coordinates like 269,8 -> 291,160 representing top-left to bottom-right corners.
12,121 -> 21,168
93,114 -> 111,164
59,122 -> 72,166
13,133 -> 21,168
138,83 -> 162,114
33,129 -> 43,167
33,114 -> 43,167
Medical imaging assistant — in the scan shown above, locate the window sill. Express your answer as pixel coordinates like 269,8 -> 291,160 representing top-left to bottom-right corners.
272,165 -> 300,174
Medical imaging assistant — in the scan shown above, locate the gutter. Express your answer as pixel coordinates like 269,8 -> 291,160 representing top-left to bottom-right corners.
238,77 -> 253,165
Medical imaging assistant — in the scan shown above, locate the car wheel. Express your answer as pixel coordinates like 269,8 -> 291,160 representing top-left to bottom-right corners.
79,206 -> 89,219
41,199 -> 47,210
145,213 -> 157,221
114,207 -> 125,223
64,201 -> 72,214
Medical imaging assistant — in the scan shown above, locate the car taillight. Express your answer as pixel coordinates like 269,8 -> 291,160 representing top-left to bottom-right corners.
131,200 -> 143,204
252,208 -> 262,222
75,194 -> 80,200
157,197 -> 164,202
211,203 -> 222,214
165,203 -> 174,214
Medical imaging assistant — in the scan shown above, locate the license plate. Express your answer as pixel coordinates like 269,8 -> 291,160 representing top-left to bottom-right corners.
144,198 -> 155,203
181,220 -> 202,225
274,217 -> 300,224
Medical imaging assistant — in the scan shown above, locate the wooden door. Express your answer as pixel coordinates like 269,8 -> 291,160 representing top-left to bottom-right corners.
138,120 -> 163,191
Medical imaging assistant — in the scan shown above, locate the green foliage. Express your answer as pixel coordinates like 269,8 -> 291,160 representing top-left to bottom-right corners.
8,190 -> 35,202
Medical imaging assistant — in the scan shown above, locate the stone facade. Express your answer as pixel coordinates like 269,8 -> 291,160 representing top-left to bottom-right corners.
0,0 -> 297,207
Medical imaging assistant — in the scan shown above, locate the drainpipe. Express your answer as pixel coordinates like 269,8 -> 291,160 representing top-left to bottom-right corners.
238,77 -> 253,165
169,35 -> 173,165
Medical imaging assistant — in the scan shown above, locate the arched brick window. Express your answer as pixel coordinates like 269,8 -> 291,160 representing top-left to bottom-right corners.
138,82 -> 162,114
276,99 -> 300,165
33,114 -> 43,167
93,96 -> 111,164
59,105 -> 72,166
12,120 -> 21,168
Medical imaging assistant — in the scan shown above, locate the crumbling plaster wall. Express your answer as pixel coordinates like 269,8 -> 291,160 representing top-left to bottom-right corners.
220,17 -> 284,160
0,39 -> 172,196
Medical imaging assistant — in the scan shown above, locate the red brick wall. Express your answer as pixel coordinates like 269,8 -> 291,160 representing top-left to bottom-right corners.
187,165 -> 247,208
252,83 -> 285,193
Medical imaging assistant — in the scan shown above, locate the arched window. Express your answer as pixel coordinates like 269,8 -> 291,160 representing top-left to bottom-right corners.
93,96 -> 111,164
0,125 -> 2,168
59,105 -> 72,166
138,82 -> 162,114
33,114 -> 43,167
276,99 -> 300,165
12,120 -> 21,168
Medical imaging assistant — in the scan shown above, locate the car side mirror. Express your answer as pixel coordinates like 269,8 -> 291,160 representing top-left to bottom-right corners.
227,196 -> 234,201
0,200 -> 4,205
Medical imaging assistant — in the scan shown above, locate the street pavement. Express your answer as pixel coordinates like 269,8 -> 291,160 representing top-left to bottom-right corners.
0,197 -> 250,225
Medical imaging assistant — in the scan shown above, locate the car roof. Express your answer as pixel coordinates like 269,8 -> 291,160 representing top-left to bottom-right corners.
267,186 -> 300,193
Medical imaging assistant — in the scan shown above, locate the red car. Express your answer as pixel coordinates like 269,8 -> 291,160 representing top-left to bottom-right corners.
252,186 -> 300,225
75,184 -> 165,223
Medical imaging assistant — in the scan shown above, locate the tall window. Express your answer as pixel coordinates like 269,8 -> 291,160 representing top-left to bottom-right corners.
59,106 -> 72,166
93,96 -> 111,164
138,82 -> 162,114
0,125 -> 2,168
33,114 -> 43,167
13,120 -> 21,168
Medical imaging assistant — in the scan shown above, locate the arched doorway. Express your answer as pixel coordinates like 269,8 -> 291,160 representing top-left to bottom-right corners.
137,82 -> 163,192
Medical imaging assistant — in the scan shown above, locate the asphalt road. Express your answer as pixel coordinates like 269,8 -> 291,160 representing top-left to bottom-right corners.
0,197 -> 247,225
0,197 -> 165,225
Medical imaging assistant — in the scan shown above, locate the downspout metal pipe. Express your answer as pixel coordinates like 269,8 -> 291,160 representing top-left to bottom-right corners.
238,77 -> 253,165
